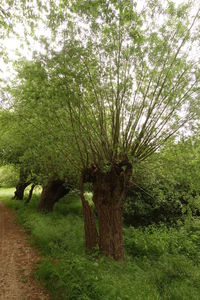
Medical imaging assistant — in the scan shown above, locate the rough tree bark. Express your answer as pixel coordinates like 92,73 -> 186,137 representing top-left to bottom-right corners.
82,162 -> 132,261
80,171 -> 98,253
37,179 -> 70,212
13,166 -> 31,200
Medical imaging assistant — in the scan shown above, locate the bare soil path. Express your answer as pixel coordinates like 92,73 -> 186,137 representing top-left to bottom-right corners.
0,202 -> 49,300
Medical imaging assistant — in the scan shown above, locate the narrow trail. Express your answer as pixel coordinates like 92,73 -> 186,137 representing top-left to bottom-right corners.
0,202 -> 49,300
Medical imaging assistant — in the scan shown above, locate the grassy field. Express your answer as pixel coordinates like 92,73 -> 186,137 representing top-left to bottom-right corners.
1,188 -> 200,300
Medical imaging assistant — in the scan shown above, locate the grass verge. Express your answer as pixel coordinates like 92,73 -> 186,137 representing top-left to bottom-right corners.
1,188 -> 200,300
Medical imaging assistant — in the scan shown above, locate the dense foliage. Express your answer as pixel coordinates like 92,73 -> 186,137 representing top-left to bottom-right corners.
0,165 -> 18,187
124,138 -> 200,226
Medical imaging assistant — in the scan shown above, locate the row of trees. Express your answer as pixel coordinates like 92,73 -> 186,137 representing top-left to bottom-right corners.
1,0 -> 200,260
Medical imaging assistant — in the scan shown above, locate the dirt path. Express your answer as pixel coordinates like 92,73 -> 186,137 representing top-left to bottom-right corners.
0,202 -> 49,300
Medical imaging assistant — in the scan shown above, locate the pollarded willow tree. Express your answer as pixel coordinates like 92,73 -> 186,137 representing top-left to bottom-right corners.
0,109 -> 36,200
6,0 -> 200,260
50,0 -> 200,260
9,60 -> 79,207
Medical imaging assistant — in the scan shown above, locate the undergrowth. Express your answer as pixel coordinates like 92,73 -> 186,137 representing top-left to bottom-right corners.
1,188 -> 200,300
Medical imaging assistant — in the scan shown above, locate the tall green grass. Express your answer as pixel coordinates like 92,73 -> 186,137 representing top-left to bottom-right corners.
1,188 -> 200,300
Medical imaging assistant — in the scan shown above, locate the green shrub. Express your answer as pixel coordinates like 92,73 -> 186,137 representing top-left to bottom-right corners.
0,165 -> 18,187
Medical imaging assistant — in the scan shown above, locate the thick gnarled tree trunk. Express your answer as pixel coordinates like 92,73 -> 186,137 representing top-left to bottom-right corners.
37,179 -> 70,212
14,166 -> 30,200
81,163 -> 132,261
95,196 -> 125,260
